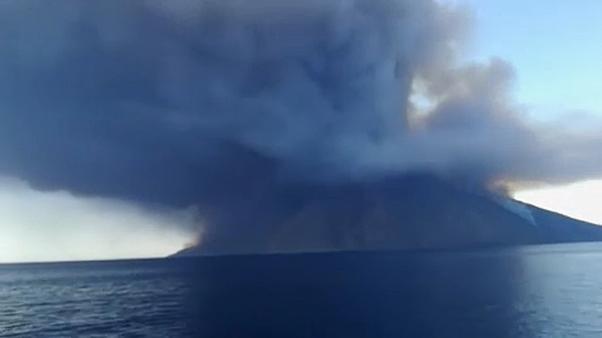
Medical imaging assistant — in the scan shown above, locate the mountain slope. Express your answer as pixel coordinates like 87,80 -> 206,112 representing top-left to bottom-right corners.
174,174 -> 602,256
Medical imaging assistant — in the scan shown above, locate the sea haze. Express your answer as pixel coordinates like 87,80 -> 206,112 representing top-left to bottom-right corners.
2,243 -> 602,337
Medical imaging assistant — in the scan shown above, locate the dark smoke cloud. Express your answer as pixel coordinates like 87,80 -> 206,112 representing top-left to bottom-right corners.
0,0 -> 601,231
0,0 -> 455,199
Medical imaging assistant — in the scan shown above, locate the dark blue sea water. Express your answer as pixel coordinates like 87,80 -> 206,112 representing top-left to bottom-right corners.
2,243 -> 602,337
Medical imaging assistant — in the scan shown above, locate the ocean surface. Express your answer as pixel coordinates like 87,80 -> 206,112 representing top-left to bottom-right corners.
2,243 -> 602,337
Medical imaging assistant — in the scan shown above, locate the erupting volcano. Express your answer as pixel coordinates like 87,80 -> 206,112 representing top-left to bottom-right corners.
1,0 -> 601,256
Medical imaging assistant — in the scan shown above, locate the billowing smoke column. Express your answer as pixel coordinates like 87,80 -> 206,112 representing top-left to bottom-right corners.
1,0 -> 602,247
0,0 -> 455,199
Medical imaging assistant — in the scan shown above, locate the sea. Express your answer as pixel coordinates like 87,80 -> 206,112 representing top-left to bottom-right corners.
2,243 -> 602,337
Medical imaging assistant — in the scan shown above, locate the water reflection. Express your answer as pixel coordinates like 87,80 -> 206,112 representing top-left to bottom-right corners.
182,249 -> 536,337
512,243 -> 602,337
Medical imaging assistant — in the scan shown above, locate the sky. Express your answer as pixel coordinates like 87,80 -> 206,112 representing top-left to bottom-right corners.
449,0 -> 602,118
0,1 -> 601,263
0,178 -> 197,263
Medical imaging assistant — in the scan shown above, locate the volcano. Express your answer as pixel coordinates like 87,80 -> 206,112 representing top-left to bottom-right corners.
174,174 -> 602,256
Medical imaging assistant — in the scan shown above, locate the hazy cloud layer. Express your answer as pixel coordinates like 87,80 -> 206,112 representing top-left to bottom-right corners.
0,177 -> 196,263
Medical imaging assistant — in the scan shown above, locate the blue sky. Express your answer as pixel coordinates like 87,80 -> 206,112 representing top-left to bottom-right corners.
450,0 -> 602,118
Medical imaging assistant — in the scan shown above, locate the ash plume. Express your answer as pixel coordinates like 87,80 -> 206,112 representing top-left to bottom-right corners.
1,0 -> 601,246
